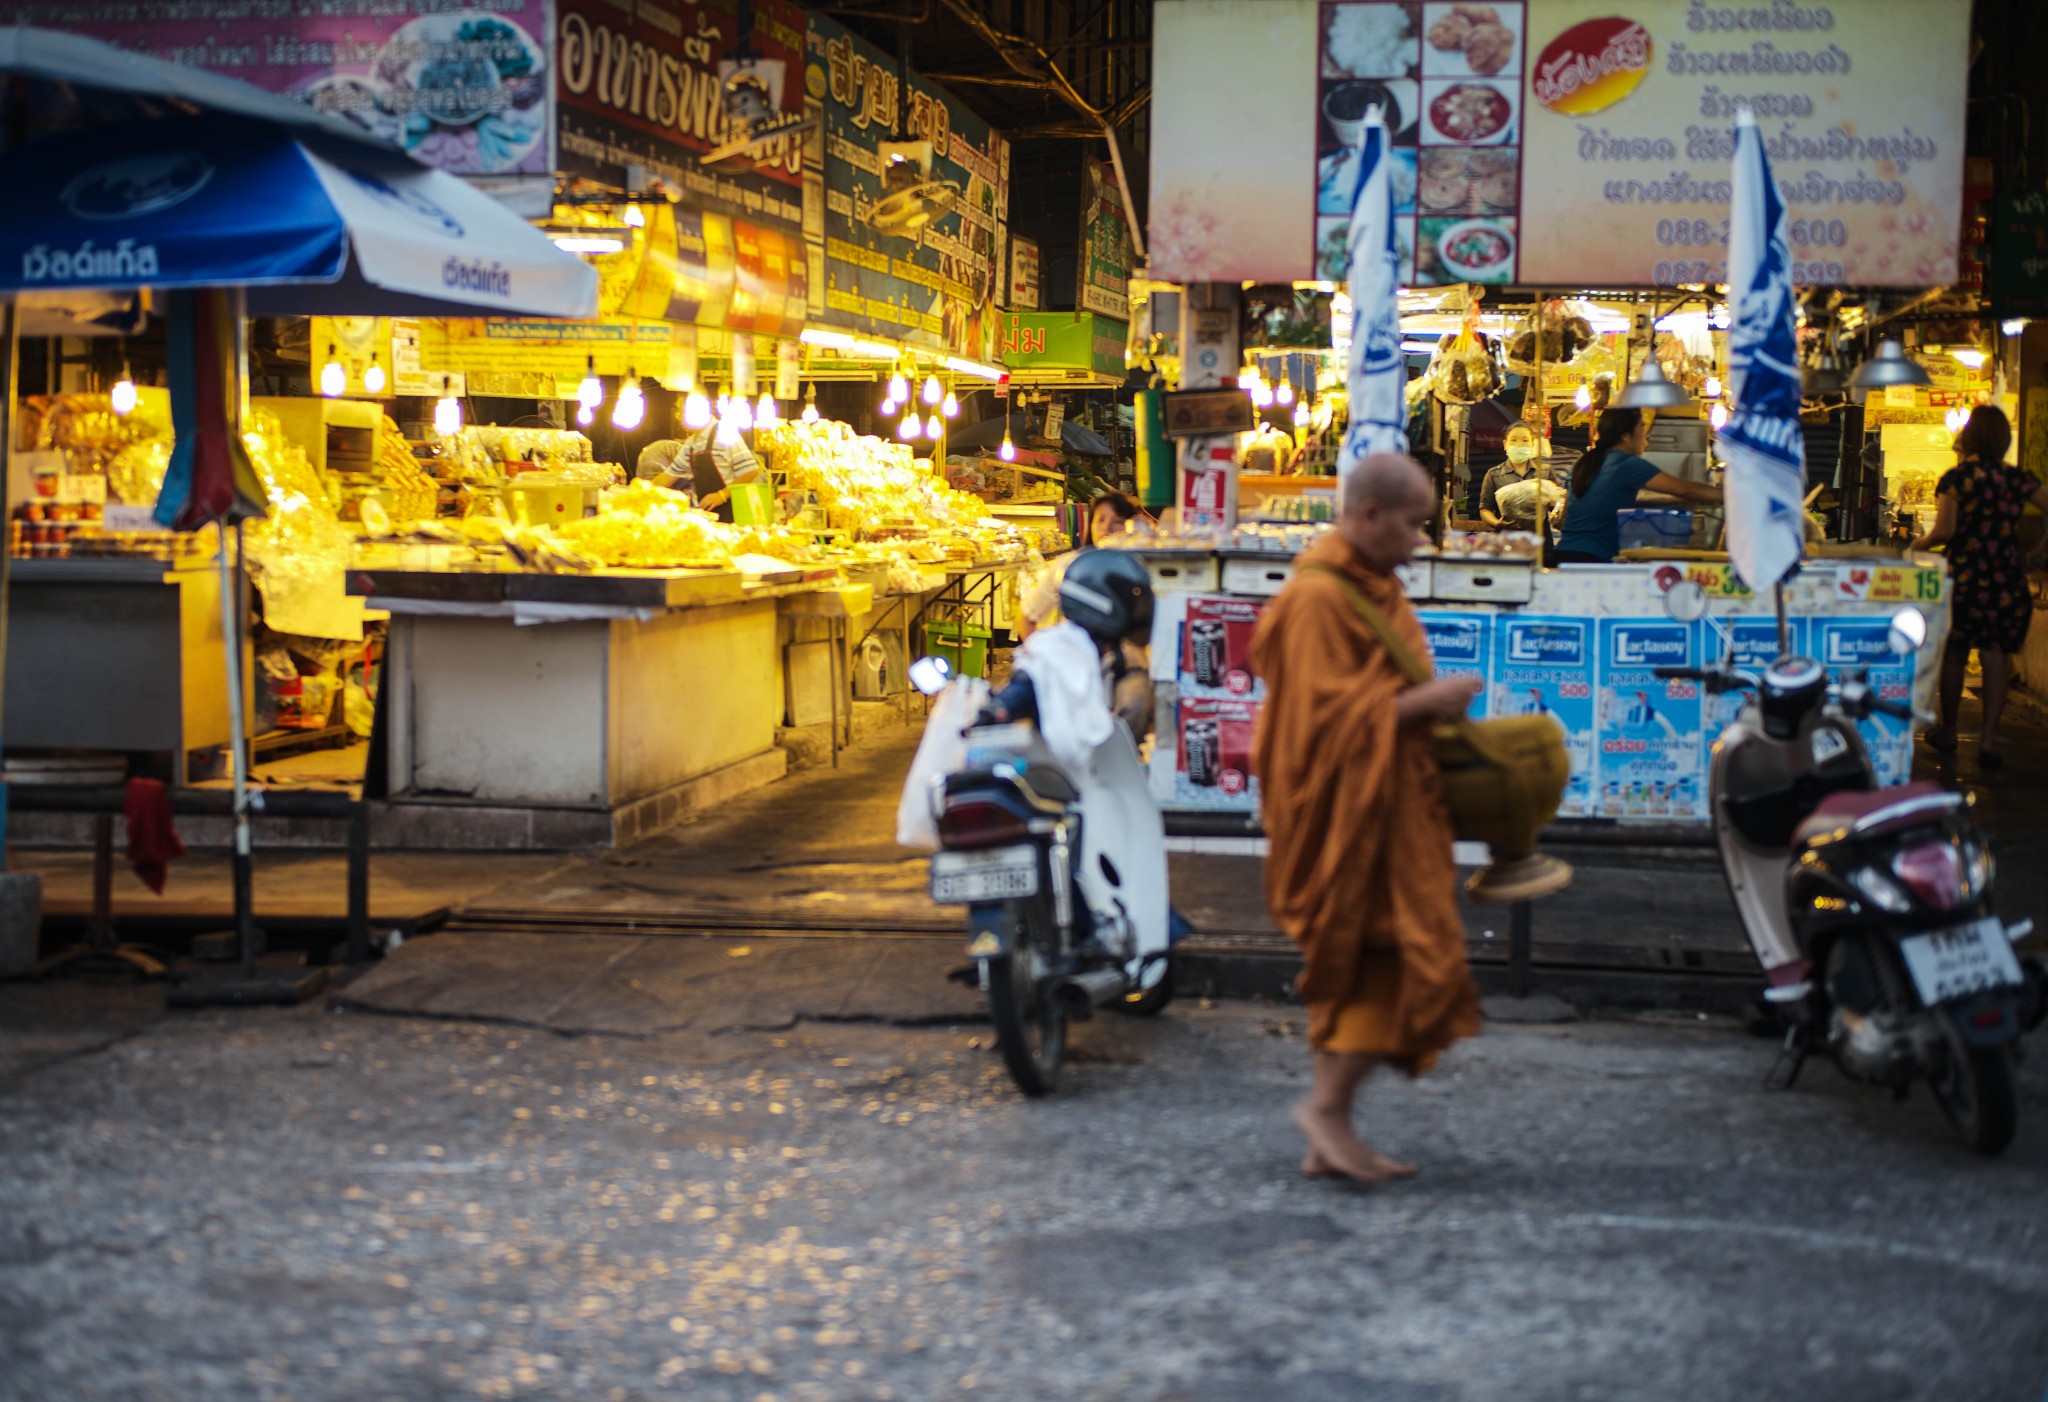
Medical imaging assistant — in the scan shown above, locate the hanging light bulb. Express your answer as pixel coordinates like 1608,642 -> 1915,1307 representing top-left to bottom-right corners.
1291,400 -> 1311,426
716,387 -> 731,414
888,367 -> 910,403
941,390 -> 959,418
756,392 -> 778,426
999,429 -> 1016,462
880,393 -> 899,417
1702,374 -> 1723,399
362,356 -> 387,396
683,388 -> 713,431
921,374 -> 943,406
577,355 -> 603,411
1251,377 -> 1275,408
110,362 -> 138,416
1276,378 -> 1296,406
612,374 -> 646,431
319,344 -> 346,398
1237,367 -> 1259,391
730,394 -> 755,431
433,376 -> 462,436
576,403 -> 595,426
1709,402 -> 1729,431
801,383 -> 820,424
1574,384 -> 1595,412
926,412 -> 944,439
623,204 -> 646,228
897,413 -> 920,441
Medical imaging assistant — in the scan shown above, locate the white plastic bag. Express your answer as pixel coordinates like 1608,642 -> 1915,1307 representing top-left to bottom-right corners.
895,678 -> 988,851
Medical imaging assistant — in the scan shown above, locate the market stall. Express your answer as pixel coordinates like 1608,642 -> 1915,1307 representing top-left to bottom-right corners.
1131,532 -> 1949,832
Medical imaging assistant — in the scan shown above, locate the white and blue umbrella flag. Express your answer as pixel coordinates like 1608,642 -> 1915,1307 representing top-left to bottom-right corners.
1718,106 -> 1806,591
1337,107 -> 1408,476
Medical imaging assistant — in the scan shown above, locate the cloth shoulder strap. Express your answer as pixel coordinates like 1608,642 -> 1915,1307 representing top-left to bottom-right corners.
1299,563 -> 1432,686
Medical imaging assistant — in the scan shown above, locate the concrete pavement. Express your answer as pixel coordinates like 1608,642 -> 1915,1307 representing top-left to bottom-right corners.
1,971 -> 2045,1401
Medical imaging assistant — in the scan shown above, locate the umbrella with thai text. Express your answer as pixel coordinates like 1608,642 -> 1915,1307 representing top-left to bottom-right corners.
1337,107 -> 1408,474
1719,107 -> 1807,594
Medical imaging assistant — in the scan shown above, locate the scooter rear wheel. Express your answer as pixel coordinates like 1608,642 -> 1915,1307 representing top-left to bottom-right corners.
987,930 -> 1065,1096
1929,1025 -> 2018,1157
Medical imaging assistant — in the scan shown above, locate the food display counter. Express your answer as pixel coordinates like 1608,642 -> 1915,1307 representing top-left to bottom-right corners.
1131,534 -> 1949,833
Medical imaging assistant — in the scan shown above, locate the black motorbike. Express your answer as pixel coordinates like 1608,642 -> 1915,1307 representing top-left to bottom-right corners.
1656,587 -> 2044,1154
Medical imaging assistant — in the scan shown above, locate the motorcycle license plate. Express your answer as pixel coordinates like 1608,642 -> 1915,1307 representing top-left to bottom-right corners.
1898,918 -> 2023,1005
931,846 -> 1039,904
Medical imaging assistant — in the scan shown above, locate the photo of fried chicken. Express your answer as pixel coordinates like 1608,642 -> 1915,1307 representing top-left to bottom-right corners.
1423,3 -> 1518,80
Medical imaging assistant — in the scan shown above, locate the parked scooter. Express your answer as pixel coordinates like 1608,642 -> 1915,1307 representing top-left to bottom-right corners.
919,672 -> 1172,1094
906,551 -> 1173,1095
1657,581 -> 2045,1154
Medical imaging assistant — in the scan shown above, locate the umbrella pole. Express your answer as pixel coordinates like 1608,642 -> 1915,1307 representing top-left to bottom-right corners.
0,296 -> 15,843
217,518 -> 256,978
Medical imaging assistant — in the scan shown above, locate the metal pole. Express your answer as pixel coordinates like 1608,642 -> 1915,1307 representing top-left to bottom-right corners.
1509,900 -> 1533,999
219,518 -> 255,979
0,296 -> 17,846
345,800 -> 370,964
1774,578 -> 1791,658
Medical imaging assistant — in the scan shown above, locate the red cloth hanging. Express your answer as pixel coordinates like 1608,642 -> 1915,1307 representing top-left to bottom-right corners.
122,778 -> 185,895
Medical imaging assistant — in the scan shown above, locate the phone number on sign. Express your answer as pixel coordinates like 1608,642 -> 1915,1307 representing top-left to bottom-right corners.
1653,258 -> 1845,283
1654,218 -> 1849,248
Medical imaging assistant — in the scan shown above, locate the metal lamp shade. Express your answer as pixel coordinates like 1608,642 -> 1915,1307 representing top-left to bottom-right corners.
1612,356 -> 1695,411
1848,338 -> 1931,390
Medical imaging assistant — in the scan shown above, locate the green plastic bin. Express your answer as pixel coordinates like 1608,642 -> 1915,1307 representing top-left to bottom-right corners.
922,619 -> 992,678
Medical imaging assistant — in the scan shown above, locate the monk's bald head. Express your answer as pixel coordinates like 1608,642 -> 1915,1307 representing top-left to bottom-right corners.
1341,452 -> 1431,517
1338,452 -> 1434,574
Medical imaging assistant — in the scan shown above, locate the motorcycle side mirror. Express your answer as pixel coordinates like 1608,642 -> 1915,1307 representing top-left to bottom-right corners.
908,655 -> 956,696
1888,606 -> 1929,656
1662,579 -> 1708,623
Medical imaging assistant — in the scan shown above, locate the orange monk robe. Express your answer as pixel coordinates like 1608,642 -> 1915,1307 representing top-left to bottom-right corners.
1250,531 -> 1481,1071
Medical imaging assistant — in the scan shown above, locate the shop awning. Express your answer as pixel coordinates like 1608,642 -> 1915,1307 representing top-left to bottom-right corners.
0,110 -> 597,320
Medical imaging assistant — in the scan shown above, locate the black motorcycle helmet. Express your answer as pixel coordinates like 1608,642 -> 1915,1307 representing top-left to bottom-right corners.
1058,548 -> 1155,644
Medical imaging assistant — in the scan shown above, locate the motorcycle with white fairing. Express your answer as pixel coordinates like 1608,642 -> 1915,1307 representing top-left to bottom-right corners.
1660,580 -> 2046,1154
907,651 -> 1173,1094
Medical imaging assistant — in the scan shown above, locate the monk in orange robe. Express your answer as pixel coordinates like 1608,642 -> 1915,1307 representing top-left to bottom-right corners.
1251,452 -> 1483,1182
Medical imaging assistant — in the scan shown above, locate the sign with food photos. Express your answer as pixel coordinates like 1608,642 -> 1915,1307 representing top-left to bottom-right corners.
1304,0 -> 1970,289
1316,2 -> 1529,287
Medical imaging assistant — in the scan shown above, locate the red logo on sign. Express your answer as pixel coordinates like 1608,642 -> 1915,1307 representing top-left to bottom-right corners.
1532,17 -> 1652,116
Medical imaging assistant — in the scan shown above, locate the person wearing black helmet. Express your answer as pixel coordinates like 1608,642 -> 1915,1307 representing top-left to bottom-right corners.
979,548 -> 1156,739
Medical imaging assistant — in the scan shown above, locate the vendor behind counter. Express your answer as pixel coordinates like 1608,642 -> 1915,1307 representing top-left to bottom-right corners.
1554,407 -> 1722,564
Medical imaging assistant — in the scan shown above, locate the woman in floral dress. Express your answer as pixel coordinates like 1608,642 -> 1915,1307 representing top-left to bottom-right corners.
1910,407 -> 2048,768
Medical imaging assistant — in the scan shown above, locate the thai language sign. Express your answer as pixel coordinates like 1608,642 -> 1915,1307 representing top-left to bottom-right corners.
16,1 -> 554,178
1079,157 -> 1134,320
556,0 -> 806,237
802,13 -> 1009,358
1517,0 -> 1968,287
1151,0 -> 1968,288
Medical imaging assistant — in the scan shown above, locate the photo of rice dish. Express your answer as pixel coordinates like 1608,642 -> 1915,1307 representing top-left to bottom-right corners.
1325,4 -> 1419,78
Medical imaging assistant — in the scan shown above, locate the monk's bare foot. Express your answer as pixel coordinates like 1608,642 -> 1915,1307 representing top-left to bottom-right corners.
1292,1103 -> 1417,1183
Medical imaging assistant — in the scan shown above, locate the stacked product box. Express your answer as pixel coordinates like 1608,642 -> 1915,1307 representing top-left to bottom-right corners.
1150,593 -> 1268,809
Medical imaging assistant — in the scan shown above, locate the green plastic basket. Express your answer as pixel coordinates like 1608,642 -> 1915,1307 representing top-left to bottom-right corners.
921,619 -> 992,678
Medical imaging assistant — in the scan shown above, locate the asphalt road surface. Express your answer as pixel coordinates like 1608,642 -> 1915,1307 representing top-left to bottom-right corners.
3,979 -> 2046,1402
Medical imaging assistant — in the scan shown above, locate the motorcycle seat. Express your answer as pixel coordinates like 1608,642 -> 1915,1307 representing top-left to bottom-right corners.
1791,782 -> 1958,849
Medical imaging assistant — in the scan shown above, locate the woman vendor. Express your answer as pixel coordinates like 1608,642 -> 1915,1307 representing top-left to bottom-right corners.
1479,424 -> 1561,531
1553,407 -> 1722,564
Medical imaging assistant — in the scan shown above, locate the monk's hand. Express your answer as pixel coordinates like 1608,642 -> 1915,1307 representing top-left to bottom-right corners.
1399,676 -> 1484,725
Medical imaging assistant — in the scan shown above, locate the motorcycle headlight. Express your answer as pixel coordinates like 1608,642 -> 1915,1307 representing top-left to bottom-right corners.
1848,866 -> 1913,914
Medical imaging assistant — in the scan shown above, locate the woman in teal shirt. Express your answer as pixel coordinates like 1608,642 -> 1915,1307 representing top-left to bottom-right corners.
1553,407 -> 1723,563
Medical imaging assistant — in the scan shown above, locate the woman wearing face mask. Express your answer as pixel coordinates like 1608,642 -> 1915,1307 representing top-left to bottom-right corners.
1479,424 -> 1557,531
1553,407 -> 1722,564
